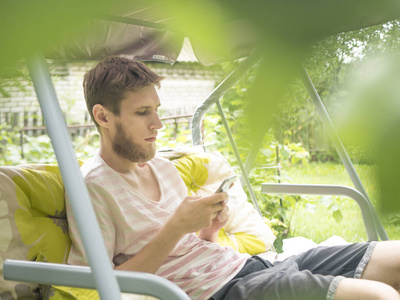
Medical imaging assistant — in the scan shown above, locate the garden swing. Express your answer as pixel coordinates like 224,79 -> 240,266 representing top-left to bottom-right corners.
2,1 -> 399,299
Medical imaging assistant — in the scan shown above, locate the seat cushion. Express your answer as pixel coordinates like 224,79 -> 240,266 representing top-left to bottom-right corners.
0,165 -> 70,299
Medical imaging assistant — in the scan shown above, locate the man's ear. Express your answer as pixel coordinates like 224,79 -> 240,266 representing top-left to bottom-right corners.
93,104 -> 111,128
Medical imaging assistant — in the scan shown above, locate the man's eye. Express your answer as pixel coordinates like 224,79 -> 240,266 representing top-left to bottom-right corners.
136,111 -> 147,115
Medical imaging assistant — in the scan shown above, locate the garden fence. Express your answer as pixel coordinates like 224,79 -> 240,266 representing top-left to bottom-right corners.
3,110 -> 194,158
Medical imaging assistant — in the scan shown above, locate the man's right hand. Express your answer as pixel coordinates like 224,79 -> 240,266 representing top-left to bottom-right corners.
168,193 -> 228,235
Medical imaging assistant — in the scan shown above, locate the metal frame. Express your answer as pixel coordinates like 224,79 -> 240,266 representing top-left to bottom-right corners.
4,260 -> 189,300
191,52 -> 263,215
300,68 -> 388,241
261,183 -> 379,241
26,54 -> 122,299
190,57 -> 388,242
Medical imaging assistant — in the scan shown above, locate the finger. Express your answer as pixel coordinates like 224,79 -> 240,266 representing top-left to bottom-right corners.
197,193 -> 227,206
218,207 -> 229,222
212,201 -> 224,212
220,205 -> 229,214
208,192 -> 228,204
184,196 -> 201,202
215,212 -> 222,222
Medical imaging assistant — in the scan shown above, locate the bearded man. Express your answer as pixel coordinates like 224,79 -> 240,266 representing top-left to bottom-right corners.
66,56 -> 400,300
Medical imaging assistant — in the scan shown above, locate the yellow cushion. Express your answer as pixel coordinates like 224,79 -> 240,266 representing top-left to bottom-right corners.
13,167 -> 70,263
43,286 -> 159,300
0,164 -> 70,299
172,153 -> 211,195
44,286 -> 99,300
172,151 -> 276,255
218,229 -> 268,255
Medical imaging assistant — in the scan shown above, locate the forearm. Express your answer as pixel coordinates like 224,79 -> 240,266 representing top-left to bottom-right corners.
115,221 -> 185,274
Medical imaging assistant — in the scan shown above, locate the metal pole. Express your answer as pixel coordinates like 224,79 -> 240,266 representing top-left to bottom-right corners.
27,53 -> 122,299
190,53 -> 263,216
216,101 -> 262,216
191,52 -> 262,146
300,67 -> 388,240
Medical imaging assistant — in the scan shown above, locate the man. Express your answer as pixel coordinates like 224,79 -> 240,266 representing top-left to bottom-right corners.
67,56 -> 400,300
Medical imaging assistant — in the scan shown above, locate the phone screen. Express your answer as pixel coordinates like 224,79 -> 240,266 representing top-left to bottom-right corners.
215,175 -> 237,193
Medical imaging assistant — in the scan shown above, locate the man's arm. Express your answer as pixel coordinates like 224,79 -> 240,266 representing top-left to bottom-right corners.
115,192 -> 227,273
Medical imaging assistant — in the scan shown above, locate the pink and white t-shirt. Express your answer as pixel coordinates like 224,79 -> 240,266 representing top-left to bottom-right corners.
66,153 -> 249,300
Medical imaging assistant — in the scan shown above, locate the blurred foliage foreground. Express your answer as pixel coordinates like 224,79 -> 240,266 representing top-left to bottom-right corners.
2,0 -> 400,249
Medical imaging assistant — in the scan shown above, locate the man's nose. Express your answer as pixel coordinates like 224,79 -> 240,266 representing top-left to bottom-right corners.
150,113 -> 163,130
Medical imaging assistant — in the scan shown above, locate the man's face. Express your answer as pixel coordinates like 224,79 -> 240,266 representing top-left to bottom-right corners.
110,85 -> 163,163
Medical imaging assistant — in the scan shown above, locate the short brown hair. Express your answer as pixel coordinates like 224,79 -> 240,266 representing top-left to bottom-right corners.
83,56 -> 164,128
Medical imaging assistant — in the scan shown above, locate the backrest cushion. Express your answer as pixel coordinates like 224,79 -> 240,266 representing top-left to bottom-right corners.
0,165 -> 70,300
171,151 -> 276,255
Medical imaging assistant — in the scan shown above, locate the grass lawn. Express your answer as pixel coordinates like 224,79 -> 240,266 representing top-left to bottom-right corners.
280,162 -> 400,243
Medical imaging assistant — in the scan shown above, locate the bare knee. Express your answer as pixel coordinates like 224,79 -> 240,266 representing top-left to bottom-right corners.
362,241 -> 400,291
334,278 -> 400,300
372,285 -> 400,300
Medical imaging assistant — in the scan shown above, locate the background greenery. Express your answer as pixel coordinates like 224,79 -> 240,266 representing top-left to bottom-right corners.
1,5 -> 400,251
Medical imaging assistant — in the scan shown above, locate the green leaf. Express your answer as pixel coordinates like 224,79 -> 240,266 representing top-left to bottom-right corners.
332,209 -> 343,223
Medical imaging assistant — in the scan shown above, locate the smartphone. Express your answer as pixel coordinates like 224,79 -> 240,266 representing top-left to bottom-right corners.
215,175 -> 237,193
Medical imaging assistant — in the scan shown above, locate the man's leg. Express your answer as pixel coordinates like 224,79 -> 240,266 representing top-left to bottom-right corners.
334,240 -> 400,300
218,242 -> 400,300
335,278 -> 400,300
361,241 -> 400,292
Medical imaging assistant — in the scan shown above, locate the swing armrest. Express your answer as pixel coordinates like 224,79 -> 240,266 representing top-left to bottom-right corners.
4,260 -> 190,300
261,183 -> 380,241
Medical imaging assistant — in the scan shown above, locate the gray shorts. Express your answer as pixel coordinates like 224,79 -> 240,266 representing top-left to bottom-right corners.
210,242 -> 377,300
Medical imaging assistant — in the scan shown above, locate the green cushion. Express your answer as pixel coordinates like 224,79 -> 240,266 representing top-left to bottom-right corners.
43,285 -> 99,300
0,165 -> 70,299
13,167 -> 70,263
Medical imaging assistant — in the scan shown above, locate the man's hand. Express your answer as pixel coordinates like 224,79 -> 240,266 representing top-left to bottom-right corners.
167,193 -> 228,236
198,202 -> 229,242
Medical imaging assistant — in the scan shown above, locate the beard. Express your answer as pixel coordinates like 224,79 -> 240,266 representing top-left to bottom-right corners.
112,122 -> 156,163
